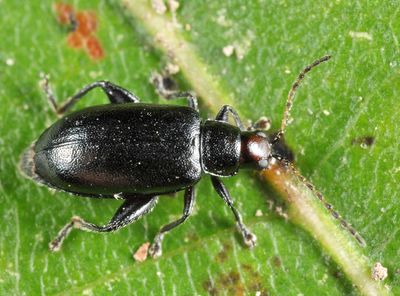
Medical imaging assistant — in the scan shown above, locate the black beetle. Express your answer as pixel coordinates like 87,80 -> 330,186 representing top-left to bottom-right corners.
20,56 -> 332,258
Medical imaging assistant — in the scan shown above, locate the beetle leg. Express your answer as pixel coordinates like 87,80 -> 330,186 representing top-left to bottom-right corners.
210,176 -> 257,248
49,195 -> 158,252
41,77 -> 141,115
149,186 -> 195,258
165,92 -> 199,111
215,105 -> 245,130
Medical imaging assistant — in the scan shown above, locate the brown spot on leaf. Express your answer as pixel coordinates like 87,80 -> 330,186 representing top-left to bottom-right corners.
202,271 -> 244,296
203,266 -> 269,296
216,242 -> 231,263
272,256 -> 282,268
54,2 -> 104,61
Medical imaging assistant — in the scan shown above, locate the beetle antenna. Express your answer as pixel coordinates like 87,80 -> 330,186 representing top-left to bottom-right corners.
286,162 -> 366,247
273,55 -> 332,143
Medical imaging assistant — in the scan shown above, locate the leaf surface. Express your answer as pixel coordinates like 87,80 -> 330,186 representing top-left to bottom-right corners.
0,1 -> 398,295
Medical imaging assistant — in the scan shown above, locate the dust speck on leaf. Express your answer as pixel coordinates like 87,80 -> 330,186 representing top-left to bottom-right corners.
202,270 -> 245,295
222,45 -> 234,57
151,0 -> 167,14
349,31 -> 373,41
371,262 -> 388,281
216,242 -> 231,262
133,242 -> 150,262
322,109 -> 330,116
5,58 -> 15,66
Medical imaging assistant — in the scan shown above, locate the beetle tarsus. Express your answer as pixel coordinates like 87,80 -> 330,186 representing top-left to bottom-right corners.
148,187 -> 195,258
49,216 -> 82,252
238,225 -> 257,248
149,235 -> 163,258
211,176 -> 256,247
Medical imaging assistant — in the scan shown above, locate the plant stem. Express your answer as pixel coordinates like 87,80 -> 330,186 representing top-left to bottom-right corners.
260,164 -> 388,296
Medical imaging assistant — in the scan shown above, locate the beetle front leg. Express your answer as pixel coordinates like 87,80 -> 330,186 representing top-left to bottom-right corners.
149,186 -> 195,258
215,105 -> 245,131
41,76 -> 141,115
49,195 -> 158,251
211,176 -> 256,248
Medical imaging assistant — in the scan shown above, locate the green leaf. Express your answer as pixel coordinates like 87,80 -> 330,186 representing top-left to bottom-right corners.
0,0 -> 398,295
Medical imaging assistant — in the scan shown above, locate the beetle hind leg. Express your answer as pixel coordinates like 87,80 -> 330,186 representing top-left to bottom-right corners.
49,195 -> 158,252
211,176 -> 257,248
149,186 -> 195,258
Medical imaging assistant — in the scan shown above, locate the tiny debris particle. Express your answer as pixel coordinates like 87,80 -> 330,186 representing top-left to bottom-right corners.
168,0 -> 180,12
222,45 -> 235,57
322,109 -> 330,116
351,136 -> 375,148
255,209 -> 263,217
371,262 -> 388,281
151,0 -> 167,14
133,242 -> 150,262
82,288 -> 94,296
166,62 -> 180,75
349,31 -> 373,41
185,23 -> 191,31
5,58 -> 14,66
276,206 -> 288,221
267,200 -> 274,210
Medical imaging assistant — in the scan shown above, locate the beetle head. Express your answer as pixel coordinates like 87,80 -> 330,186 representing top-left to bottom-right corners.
240,131 -> 273,170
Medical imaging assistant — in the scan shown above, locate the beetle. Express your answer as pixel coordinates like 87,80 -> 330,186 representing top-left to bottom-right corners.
20,56 -> 334,258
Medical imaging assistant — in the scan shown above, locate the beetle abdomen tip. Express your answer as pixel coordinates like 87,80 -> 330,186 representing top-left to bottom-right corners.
19,143 -> 43,184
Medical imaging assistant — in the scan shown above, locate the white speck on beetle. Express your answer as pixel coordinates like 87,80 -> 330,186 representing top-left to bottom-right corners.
349,31 -> 373,41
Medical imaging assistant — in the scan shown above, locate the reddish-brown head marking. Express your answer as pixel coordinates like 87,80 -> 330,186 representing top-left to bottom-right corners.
240,131 -> 272,169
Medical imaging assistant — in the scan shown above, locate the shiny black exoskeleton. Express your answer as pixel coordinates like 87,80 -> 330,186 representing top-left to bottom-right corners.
21,80 -> 274,257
